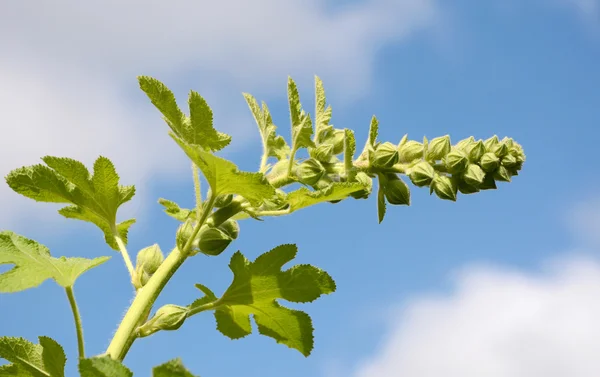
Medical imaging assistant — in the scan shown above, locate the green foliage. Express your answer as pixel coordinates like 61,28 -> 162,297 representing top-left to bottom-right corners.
0,73 -> 526,376
0,231 -> 109,292
0,336 -> 66,377
5,156 -> 135,251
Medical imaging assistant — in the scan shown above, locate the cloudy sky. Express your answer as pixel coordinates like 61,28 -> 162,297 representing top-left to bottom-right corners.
1,1 -> 600,376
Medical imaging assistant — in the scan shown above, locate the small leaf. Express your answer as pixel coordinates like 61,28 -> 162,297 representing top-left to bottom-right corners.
207,244 -> 336,356
243,94 -> 290,161
286,183 -> 366,213
78,356 -> 132,377
188,91 -> 232,151
377,177 -> 386,223
158,198 -> 193,222
153,358 -> 198,377
344,129 -> 356,181
288,77 -> 315,154
0,336 -> 66,377
0,231 -> 109,292
138,76 -> 186,138
314,76 -> 333,142
170,135 -> 276,206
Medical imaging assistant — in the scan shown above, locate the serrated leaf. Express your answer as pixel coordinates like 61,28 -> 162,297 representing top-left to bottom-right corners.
0,231 -> 109,292
5,156 -> 135,252
0,336 -> 65,377
152,358 -> 197,377
314,76 -> 333,142
343,129 -> 356,181
288,77 -> 315,154
208,244 -> 336,356
138,76 -> 231,152
286,182 -> 366,213
78,356 -> 132,377
361,116 -> 379,159
170,135 -> 276,206
243,94 -> 290,161
157,198 -> 193,222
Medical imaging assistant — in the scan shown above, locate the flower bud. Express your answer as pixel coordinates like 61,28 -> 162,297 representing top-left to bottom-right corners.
135,244 -> 164,276
479,152 -> 500,172
479,173 -> 497,190
491,141 -> 509,158
296,158 -> 325,186
176,219 -> 196,252
137,304 -> 189,337
219,219 -> 239,240
458,180 -> 479,194
408,161 -> 435,187
425,135 -> 451,161
455,136 -> 475,151
431,175 -> 457,201
312,143 -> 334,162
500,153 -> 518,168
493,165 -> 511,182
350,172 -> 372,199
465,140 -> 485,162
372,142 -> 399,168
330,129 -> 345,155
313,175 -> 333,190
398,140 -> 424,163
382,174 -> 410,206
443,149 -> 469,174
197,227 -> 233,256
214,194 -> 233,208
462,164 -> 486,187
484,135 -> 499,151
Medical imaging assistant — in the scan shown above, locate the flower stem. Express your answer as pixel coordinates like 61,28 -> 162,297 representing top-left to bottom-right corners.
65,286 -> 85,359
114,235 -> 135,280
192,163 -> 203,218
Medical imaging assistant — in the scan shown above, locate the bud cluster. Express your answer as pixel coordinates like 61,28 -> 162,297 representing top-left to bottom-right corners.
132,244 -> 164,289
176,217 -> 240,257
405,135 -> 525,201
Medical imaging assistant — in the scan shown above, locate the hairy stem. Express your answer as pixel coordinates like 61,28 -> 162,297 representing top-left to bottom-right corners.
192,163 -> 202,218
65,286 -> 85,359
114,235 -> 135,280
106,195 -> 217,361
259,150 -> 269,173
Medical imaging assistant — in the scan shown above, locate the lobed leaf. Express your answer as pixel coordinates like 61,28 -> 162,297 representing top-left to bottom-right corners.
170,135 -> 276,206
78,356 -> 132,377
0,336 -> 66,377
152,358 -> 197,377
157,198 -> 194,222
243,93 -> 290,161
287,77 -> 315,153
314,76 -> 333,142
199,244 -> 336,356
0,231 -> 109,292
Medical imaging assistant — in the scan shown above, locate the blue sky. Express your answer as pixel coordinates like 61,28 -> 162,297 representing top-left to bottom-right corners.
1,1 -> 600,376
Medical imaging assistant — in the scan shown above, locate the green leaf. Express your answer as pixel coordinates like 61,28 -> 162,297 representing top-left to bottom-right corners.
78,356 -> 132,377
170,135 -> 276,206
138,76 -> 231,152
343,129 -> 356,181
0,336 -> 65,377
0,231 -> 109,292
288,77 -> 315,153
243,93 -> 290,161
377,177 -> 386,223
286,182 -> 366,213
209,244 -> 336,356
314,76 -> 333,142
5,156 -> 135,251
153,358 -> 197,377
157,198 -> 193,222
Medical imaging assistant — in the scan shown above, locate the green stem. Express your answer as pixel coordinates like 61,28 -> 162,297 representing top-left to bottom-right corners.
105,195 -> 217,361
192,163 -> 203,218
259,151 -> 269,173
65,286 -> 85,359
114,235 -> 135,280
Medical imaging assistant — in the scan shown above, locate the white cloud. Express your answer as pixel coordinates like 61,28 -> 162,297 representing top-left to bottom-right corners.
353,254 -> 600,377
0,0 -> 440,231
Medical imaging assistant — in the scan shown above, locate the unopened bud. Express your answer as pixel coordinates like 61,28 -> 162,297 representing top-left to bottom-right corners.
372,142 -> 399,168
479,152 -> 500,172
458,181 -> 479,194
462,164 -> 486,187
350,172 -> 373,199
501,153 -> 518,168
176,219 -> 196,252
296,158 -> 325,186
479,174 -> 497,190
465,140 -> 485,162
408,161 -> 435,187
493,165 -> 511,182
431,175 -> 457,201
197,227 -> 233,256
137,304 -> 189,337
330,129 -> 345,155
398,140 -> 424,163
214,194 -> 233,208
455,136 -> 475,151
312,143 -> 334,162
382,174 -> 410,206
425,135 -> 451,161
491,142 -> 509,158
443,149 -> 469,174
219,219 -> 239,240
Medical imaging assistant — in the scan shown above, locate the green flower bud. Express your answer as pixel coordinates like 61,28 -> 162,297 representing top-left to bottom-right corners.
135,244 -> 164,275
425,135 -> 451,161
312,143 -> 334,162
197,227 -> 233,256
330,129 -> 345,155
501,153 -> 518,168
443,149 -> 469,174
484,135 -> 499,151
455,136 -> 475,151
350,172 -> 373,199
398,140 -> 424,163
462,164 -> 486,187
313,175 -> 333,190
176,219 -> 195,252
458,180 -> 479,195
465,140 -> 485,162
219,219 -> 239,240
493,165 -> 511,182
479,152 -> 500,172
382,174 -> 410,206
491,142 -> 509,158
137,304 -> 189,337
408,161 -> 435,187
501,137 -> 514,149
296,158 -> 325,185
372,142 -> 399,168
479,174 -> 497,190
214,194 -> 233,208
431,175 -> 457,201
